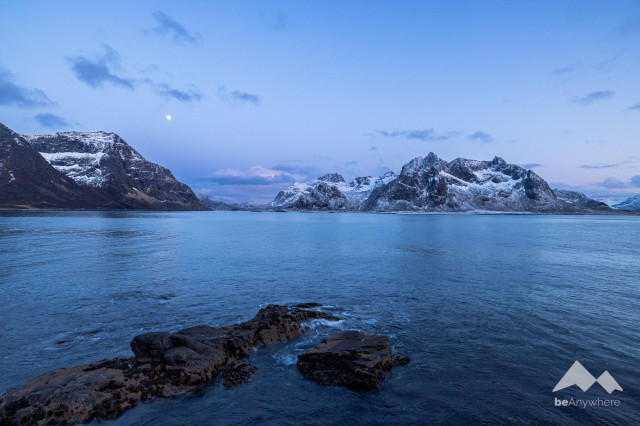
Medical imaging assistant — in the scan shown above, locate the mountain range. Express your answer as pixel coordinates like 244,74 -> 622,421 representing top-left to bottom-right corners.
0,122 -> 203,210
271,153 -> 615,213
0,121 -> 636,213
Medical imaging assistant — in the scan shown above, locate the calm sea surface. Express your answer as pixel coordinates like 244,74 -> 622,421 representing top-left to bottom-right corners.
0,211 -> 638,425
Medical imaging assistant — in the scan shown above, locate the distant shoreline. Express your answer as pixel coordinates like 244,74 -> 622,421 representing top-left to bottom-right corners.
1,207 -> 638,216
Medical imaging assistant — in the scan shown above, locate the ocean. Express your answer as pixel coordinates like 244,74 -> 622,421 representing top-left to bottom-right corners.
0,211 -> 638,424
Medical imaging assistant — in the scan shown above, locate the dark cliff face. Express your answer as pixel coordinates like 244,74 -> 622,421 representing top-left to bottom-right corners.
274,152 -> 613,213
0,122 -> 204,210
0,124 -> 97,209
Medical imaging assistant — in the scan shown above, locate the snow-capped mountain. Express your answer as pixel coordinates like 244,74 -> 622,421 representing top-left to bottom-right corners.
553,189 -> 613,212
272,172 -> 396,210
612,195 -> 640,212
0,122 -> 203,210
272,153 -> 613,213
22,130 -> 203,210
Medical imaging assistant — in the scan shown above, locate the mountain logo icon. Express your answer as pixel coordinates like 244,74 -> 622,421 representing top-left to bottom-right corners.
553,361 -> 623,394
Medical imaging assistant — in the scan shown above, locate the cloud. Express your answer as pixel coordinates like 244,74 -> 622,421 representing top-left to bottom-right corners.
217,87 -> 261,106
68,46 -> 135,89
630,175 -> 640,187
600,177 -> 627,189
67,48 -> 203,103
34,113 -> 70,129
147,11 -> 199,44
369,146 -> 377,151
628,103 -> 640,111
553,63 -> 582,75
468,131 -> 494,144
578,161 -> 631,169
345,160 -> 358,166
572,90 -> 614,105
271,162 -> 320,180
154,83 -> 203,103
0,67 -> 53,108
376,129 -> 458,142
519,163 -> 542,169
200,166 -> 296,185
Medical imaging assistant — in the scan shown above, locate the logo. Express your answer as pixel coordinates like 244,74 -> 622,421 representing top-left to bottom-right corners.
553,361 -> 622,394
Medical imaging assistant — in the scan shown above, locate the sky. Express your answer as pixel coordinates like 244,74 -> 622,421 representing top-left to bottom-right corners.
1,0 -> 639,203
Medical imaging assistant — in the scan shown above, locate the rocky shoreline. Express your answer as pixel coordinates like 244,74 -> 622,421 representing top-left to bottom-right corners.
0,304 -> 409,425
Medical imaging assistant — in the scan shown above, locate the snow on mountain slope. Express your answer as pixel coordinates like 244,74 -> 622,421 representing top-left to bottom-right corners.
553,189 -> 611,212
271,172 -> 396,210
272,153 -> 613,213
0,123 -> 95,209
612,195 -> 640,212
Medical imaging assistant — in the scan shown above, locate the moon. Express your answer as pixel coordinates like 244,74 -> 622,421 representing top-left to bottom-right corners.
166,114 -> 172,121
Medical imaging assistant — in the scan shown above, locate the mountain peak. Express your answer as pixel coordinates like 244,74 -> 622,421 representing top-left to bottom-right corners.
318,173 -> 345,183
491,156 -> 506,166
425,152 -> 440,163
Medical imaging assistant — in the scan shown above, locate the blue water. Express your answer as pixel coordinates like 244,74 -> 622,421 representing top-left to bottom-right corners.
0,211 -> 639,425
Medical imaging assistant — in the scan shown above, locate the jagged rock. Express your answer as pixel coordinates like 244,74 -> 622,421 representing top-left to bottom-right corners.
0,304 -> 337,425
297,330 -> 409,391
318,173 -> 345,183
392,353 -> 411,366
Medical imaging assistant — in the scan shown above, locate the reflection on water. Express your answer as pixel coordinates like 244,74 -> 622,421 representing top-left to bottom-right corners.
0,212 -> 639,425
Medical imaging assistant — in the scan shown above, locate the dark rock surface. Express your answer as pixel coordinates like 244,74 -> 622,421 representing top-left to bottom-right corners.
297,330 -> 409,391
221,361 -> 258,387
0,304 -> 336,425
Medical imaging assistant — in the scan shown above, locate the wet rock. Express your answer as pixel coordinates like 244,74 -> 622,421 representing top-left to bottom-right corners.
392,353 -> 411,366
222,361 -> 257,387
297,330 -> 409,391
0,304 -> 337,425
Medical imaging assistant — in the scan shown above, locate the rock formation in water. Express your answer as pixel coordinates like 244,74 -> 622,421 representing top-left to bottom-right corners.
297,330 -> 410,391
612,195 -> 640,212
0,304 -> 337,425
271,153 -> 615,213
0,122 -> 204,210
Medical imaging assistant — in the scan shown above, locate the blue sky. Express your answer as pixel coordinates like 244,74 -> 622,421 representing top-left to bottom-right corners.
1,0 -> 639,202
